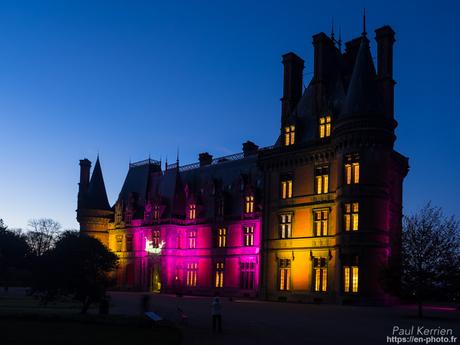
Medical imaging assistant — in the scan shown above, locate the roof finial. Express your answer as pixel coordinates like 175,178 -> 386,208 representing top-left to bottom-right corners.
338,25 -> 342,52
165,155 -> 168,171
330,17 -> 335,41
362,8 -> 367,37
176,147 -> 180,165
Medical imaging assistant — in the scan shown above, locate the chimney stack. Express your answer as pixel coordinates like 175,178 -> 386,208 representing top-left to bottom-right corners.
281,52 -> 304,125
78,158 -> 91,210
79,159 -> 91,194
242,141 -> 259,157
375,25 -> 395,117
199,152 -> 213,167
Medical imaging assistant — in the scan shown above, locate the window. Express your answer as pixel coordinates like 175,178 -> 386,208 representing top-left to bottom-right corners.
153,205 -> 160,220
344,266 -> 359,293
313,257 -> 327,292
280,179 -> 293,199
240,262 -> 255,289
176,234 -> 181,249
125,234 -> 133,252
345,162 -> 360,185
279,213 -> 292,239
186,263 -> 198,287
243,226 -> 254,246
315,166 -> 329,194
152,230 -> 160,247
188,231 -> 197,249
279,259 -> 291,291
245,195 -> 254,214
217,227 -> 227,248
319,116 -> 331,138
215,262 -> 225,288
189,204 -> 196,220
344,203 -> 359,231
314,210 -> 328,236
217,198 -> 224,217
284,125 -> 295,146
116,235 -> 123,252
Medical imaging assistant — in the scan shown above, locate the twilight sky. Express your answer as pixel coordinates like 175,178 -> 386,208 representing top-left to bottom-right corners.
0,0 -> 459,229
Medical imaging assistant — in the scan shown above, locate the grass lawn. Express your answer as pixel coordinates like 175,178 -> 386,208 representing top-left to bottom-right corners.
1,314 -> 182,345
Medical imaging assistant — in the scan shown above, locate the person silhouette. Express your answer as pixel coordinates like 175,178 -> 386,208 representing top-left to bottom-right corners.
211,297 -> 222,333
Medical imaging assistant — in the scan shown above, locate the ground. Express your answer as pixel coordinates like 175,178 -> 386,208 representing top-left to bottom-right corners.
1,289 -> 459,345
109,292 -> 460,345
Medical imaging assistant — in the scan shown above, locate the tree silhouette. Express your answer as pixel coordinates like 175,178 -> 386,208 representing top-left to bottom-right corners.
32,231 -> 118,313
401,203 -> 460,317
0,220 -> 30,291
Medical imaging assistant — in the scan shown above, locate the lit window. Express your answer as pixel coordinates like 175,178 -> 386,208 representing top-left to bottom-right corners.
125,234 -> 133,252
280,179 -> 293,199
153,205 -> 160,220
279,213 -> 293,239
315,166 -> 329,194
189,204 -> 196,220
240,262 -> 255,289
344,203 -> 359,231
319,116 -> 331,138
279,259 -> 291,291
313,258 -> 327,292
284,125 -> 295,146
217,227 -> 227,248
245,195 -> 254,214
314,210 -> 328,236
186,263 -> 198,287
345,162 -> 360,185
116,235 -> 123,252
152,230 -> 160,247
243,226 -> 254,246
215,262 -> 225,288
344,266 -> 359,293
188,231 -> 196,249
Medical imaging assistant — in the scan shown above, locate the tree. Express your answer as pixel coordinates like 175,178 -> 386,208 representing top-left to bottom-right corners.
25,218 -> 62,256
401,203 -> 460,317
32,231 -> 118,313
0,220 -> 30,291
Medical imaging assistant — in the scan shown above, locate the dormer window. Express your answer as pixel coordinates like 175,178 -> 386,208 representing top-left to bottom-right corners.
216,198 -> 224,217
189,204 -> 196,220
245,195 -> 254,214
319,116 -> 331,138
153,205 -> 160,220
284,125 -> 295,146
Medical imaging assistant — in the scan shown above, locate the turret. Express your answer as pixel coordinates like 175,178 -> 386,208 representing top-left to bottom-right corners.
76,157 -> 113,246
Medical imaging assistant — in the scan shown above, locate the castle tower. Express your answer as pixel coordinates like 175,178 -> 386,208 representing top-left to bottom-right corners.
259,24 -> 408,304
76,157 -> 113,246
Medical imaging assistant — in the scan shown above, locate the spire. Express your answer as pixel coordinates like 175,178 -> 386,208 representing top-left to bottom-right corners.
341,36 -> 383,118
330,18 -> 335,41
83,157 -> 111,210
171,162 -> 186,218
338,26 -> 342,52
362,8 -> 367,37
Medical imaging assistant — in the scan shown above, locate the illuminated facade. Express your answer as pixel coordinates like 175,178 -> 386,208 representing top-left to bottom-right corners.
78,144 -> 262,297
77,24 -> 408,303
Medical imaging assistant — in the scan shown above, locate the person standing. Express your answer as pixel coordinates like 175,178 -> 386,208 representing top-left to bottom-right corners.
211,297 -> 222,333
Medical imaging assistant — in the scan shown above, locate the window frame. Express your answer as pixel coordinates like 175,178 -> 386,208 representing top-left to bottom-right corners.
279,212 -> 293,239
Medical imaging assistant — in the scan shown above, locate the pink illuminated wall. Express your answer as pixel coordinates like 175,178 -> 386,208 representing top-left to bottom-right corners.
122,217 -> 262,296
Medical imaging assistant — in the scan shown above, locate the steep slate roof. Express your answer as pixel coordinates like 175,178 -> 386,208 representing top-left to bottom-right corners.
341,36 -> 383,118
277,33 -> 383,146
83,157 -> 111,210
117,154 -> 261,220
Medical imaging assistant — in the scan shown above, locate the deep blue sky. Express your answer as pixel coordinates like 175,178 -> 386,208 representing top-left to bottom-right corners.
1,0 -> 459,229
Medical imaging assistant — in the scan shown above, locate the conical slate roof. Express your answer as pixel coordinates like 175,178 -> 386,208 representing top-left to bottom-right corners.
84,157 -> 111,210
341,36 -> 383,117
